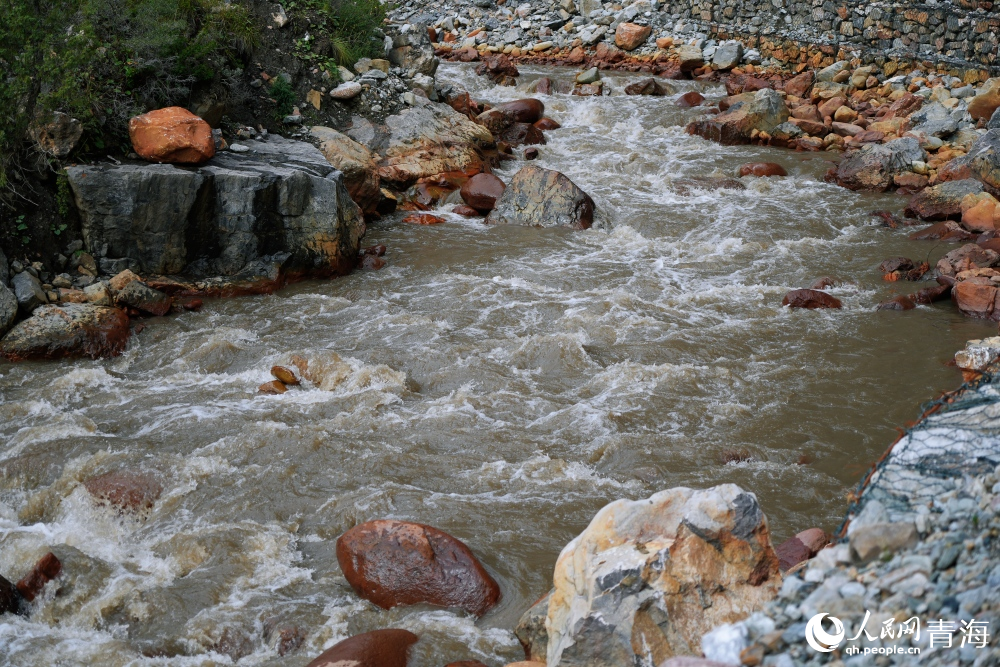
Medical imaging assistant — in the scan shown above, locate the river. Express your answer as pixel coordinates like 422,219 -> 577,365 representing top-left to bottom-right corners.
0,63 -> 993,666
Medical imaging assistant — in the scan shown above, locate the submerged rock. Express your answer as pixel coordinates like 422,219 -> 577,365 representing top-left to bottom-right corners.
545,484 -> 781,666
738,162 -> 787,177
0,576 -> 26,616
461,173 -> 506,213
782,289 -> 842,309
624,78 -> 675,96
84,470 -> 163,514
336,519 -> 501,616
832,138 -> 926,192
486,166 -> 595,230
67,136 -> 364,278
687,89 -> 789,145
0,304 -> 130,361
304,629 -> 419,667
515,591 -> 550,662
16,552 -> 62,602
129,107 -> 215,165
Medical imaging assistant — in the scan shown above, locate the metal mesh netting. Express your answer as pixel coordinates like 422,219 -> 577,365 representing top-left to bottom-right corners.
839,366 -> 1000,535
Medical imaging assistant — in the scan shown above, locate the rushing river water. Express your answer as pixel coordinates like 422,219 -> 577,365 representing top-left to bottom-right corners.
1,63 -> 996,665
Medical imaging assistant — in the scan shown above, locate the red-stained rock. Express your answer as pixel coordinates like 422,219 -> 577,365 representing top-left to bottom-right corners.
448,93 -> 480,119
624,78 -> 675,96
523,147 -> 539,160
534,118 -> 561,130
336,519 -> 501,616
937,156 -> 974,183
909,221 -> 977,241
476,107 -> 516,136
810,277 -> 838,289
259,380 -> 288,394
475,54 -> 519,85
530,77 -> 553,95
817,96 -> 846,119
853,130 -> 885,143
498,99 -> 544,124
305,629 -> 419,667
271,366 -> 300,385
783,71 -> 814,98
795,528 -> 829,554
725,74 -> 771,95
566,46 -> 586,65
905,179 -> 984,220
15,553 -> 62,602
84,470 -> 163,513
782,289 -> 842,309
499,122 -> 546,147
179,298 -> 203,311
452,205 -> 482,217
129,107 -> 215,164
675,91 -> 705,107
953,280 -> 1000,319
361,244 -> 387,257
885,92 -> 923,119
937,243 -> 1000,277
788,117 -> 827,136
893,172 -> 929,192
877,295 -> 917,311
460,173 -> 506,213
738,162 -> 787,177
0,304 -> 130,361
359,254 -> 386,270
115,280 -> 174,317
403,213 -> 447,225
264,621 -> 307,657
878,257 -> 915,274
910,284 -> 951,304
486,166 -> 594,230
614,22 -> 651,51
980,237 -> 1000,253
774,537 -> 811,571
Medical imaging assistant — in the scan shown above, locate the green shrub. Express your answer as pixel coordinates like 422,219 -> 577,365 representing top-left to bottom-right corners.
270,77 -> 296,118
330,0 -> 387,64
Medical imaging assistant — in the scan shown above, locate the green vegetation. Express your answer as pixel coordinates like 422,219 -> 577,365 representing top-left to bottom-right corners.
290,0 -> 387,70
270,78 -> 297,119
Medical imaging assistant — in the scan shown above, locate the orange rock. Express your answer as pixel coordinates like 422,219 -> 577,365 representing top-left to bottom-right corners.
655,36 -> 674,49
128,107 -> 215,164
271,366 -> 300,385
259,380 -> 288,394
84,470 -> 163,513
614,23 -> 651,51
961,192 -> 1000,232
402,213 -> 447,225
738,162 -> 787,177
15,553 -> 62,602
305,629 -> 418,667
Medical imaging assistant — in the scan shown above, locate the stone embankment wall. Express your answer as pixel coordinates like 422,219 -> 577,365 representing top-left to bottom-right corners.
647,0 -> 999,76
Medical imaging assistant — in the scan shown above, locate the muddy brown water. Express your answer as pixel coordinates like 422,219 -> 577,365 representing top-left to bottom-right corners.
0,63 -> 995,665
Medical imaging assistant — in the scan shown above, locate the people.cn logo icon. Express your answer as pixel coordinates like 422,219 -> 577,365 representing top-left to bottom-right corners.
805,613 -> 846,652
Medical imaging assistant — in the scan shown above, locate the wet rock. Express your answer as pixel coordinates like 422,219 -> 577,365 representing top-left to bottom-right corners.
259,380 -> 288,394
336,519 -> 501,616
687,89 -> 789,145
0,283 -> 16,339
968,78 -> 1000,121
499,123 -> 546,148
16,553 -> 62,602
498,99 -> 544,124
402,213 -> 446,225
905,179 -> 984,220
961,191 -> 1000,232
783,71 -> 814,98
523,147 -> 539,160
129,107 -> 215,164
0,576 -> 26,616
831,137 -> 926,192
84,470 -> 163,514
624,78 -> 675,96
738,162 -> 787,177
378,103 -> 494,187
810,277 -> 837,290
614,22 -> 650,51
311,126 -> 381,215
486,166 -> 595,230
527,77 -> 553,95
936,243 -> 1000,278
534,118 -> 561,131
781,289 -> 842,309
572,83 -> 603,97
475,54 -> 519,85
0,304 -> 130,361
878,257 -> 915,274
264,621 -> 307,656
967,129 -> 1000,190
452,204 -> 481,216
675,91 -> 705,107
68,136 -> 364,278
953,280 -> 1000,319
461,173 -> 506,213
849,522 -> 917,563
12,271 -> 46,316
576,67 -> 600,85
359,254 -> 386,270
271,366 -> 300,385
546,485 -> 781,665
28,111 -> 83,158
910,284 -> 951,304
305,629 -> 419,667
515,591 -> 550,662
115,280 -> 173,317
476,107 -> 516,136
909,221 -> 977,242
876,295 -> 917,311
671,177 -> 746,195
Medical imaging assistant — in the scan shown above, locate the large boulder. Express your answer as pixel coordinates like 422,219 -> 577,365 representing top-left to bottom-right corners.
0,282 -> 15,338
832,137 -> 926,192
687,89 -> 789,145
614,23 -> 651,51
968,78 -> 1000,121
376,103 -> 495,186
966,129 -> 1000,190
545,485 -> 781,667
336,519 -> 501,616
67,136 -> 364,278
461,173 -> 506,213
28,111 -> 83,158
12,271 -> 47,316
311,126 -> 381,215
905,179 -> 984,220
486,166 -> 595,230
305,629 -> 418,667
128,107 -> 215,164
388,26 -> 439,77
0,304 -> 130,361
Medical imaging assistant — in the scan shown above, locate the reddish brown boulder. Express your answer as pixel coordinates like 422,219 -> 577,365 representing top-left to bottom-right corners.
624,78 -> 674,96
15,553 -> 62,602
795,528 -> 830,554
271,366 -> 300,385
885,92 -> 923,119
523,147 -> 539,160
452,205 -> 482,217
498,99 -> 544,124
614,22 -> 651,51
476,107 -> 516,136
788,118 -> 827,136
499,123 -> 546,147
0,304 -> 131,361
909,221 -> 977,242
877,295 -> 917,311
259,380 -> 288,394
336,519 -> 501,616
783,71 -> 814,98
937,156 -> 974,183
954,280 -> 1000,319
129,107 -> 215,164
305,629 -> 418,667
910,284 -> 951,304
475,54 -> 519,85
782,289 -> 842,309
937,243 -> 1000,277
403,213 -> 447,225
675,91 -> 705,107
738,162 -> 787,177
878,257 -> 915,274
534,118 -> 561,130
461,173 -> 506,213
774,537 -> 811,571
530,77 -> 553,95
84,470 -> 163,513
448,93 -> 480,119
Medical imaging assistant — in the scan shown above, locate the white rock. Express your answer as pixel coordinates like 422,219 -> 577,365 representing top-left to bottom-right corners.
701,622 -> 748,664
330,82 -> 363,100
